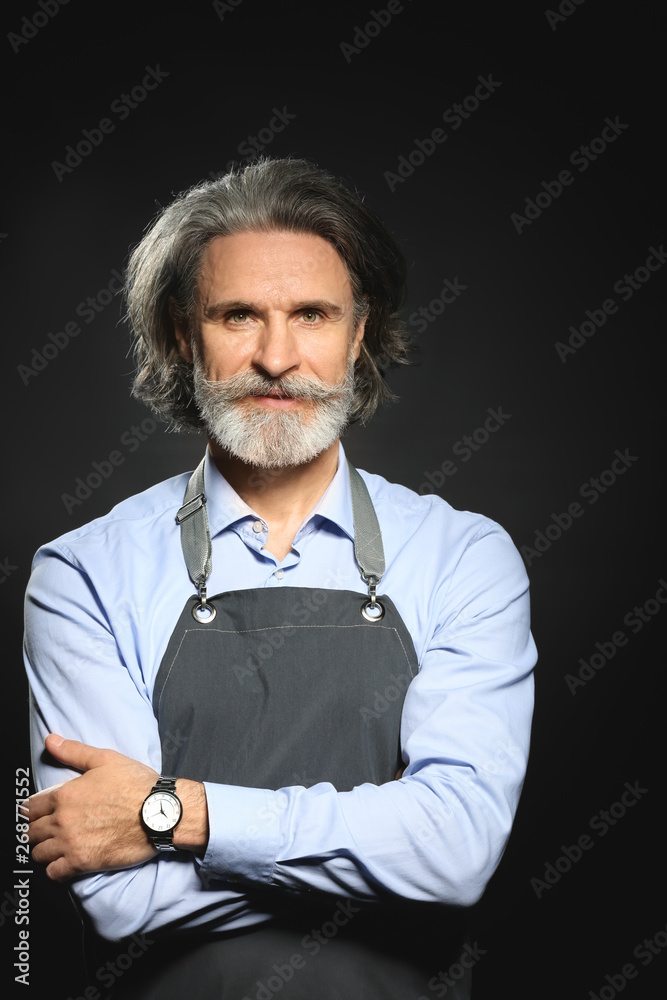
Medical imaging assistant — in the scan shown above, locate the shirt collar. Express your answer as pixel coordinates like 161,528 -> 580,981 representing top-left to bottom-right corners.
202,441 -> 355,542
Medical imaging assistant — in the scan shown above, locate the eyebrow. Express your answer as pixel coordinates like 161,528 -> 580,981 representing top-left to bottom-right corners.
202,299 -> 346,321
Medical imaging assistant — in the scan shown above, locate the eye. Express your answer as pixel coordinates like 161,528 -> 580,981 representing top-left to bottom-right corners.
230,311 -> 249,323
301,310 -> 321,323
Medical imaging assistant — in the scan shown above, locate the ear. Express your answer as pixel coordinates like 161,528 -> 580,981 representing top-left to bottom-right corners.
169,297 -> 193,363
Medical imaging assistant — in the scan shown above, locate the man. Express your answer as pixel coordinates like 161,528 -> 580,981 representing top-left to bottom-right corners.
25,158 -> 536,999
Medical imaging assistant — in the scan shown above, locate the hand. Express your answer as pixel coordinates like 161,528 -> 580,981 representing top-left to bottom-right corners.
28,734 -> 159,882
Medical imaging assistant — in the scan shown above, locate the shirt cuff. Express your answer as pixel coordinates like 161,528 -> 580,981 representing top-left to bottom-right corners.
199,781 -> 284,885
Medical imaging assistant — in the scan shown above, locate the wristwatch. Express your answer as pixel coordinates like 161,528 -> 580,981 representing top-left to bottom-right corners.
141,776 -> 183,852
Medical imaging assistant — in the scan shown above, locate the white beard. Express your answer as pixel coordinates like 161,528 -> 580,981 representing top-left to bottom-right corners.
192,345 -> 356,469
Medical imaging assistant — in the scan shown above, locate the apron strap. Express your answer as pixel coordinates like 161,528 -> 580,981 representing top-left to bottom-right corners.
346,460 -> 385,583
175,456 -> 211,607
175,454 -> 386,620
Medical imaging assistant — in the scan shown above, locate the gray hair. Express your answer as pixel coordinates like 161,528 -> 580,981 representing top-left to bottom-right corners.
126,157 -> 411,428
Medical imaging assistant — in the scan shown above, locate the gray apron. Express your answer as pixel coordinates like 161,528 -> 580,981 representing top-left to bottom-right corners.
88,457 -> 470,999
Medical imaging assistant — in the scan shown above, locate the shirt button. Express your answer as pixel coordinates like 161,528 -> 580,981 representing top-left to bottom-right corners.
252,520 -> 264,533
274,569 -> 285,580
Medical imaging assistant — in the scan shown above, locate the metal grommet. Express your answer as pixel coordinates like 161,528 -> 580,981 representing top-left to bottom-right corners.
361,599 -> 385,622
192,602 -> 217,624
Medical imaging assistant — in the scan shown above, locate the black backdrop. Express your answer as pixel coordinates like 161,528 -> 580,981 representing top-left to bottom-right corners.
2,1 -> 665,997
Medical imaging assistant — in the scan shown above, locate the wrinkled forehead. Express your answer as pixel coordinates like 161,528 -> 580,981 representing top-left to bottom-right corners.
197,230 -> 355,309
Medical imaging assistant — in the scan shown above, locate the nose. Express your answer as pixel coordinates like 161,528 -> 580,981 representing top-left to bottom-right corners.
252,314 -> 301,379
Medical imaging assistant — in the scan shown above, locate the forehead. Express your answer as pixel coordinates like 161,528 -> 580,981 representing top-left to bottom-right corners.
199,230 -> 353,302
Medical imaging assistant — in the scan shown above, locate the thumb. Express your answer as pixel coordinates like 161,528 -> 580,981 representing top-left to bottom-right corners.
45,733 -> 108,772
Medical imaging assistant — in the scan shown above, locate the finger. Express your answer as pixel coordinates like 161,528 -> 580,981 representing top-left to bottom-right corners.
23,786 -> 61,821
31,837 -> 63,868
45,857 -> 77,883
28,815 -> 57,846
45,733 -> 111,772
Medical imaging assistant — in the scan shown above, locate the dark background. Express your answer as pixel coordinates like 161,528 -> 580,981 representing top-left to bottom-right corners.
2,1 -> 664,997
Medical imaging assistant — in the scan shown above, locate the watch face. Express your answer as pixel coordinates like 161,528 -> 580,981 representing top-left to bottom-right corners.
142,791 -> 182,833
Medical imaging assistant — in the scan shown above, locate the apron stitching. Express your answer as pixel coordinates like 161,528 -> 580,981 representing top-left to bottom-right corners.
154,630 -> 191,715
155,620 -> 416,714
175,624 -> 416,674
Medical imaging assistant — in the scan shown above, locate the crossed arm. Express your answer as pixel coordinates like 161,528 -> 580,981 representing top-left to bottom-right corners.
27,734 -> 209,881
24,522 -> 536,940
27,736 -> 405,882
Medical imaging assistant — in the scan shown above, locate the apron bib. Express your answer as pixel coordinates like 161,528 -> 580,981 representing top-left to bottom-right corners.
91,458 -> 470,999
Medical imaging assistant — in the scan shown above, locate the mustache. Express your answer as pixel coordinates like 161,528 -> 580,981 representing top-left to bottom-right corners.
194,367 -> 353,402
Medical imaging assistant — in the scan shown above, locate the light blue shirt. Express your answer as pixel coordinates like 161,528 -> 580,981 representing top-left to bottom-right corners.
24,444 -> 536,941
